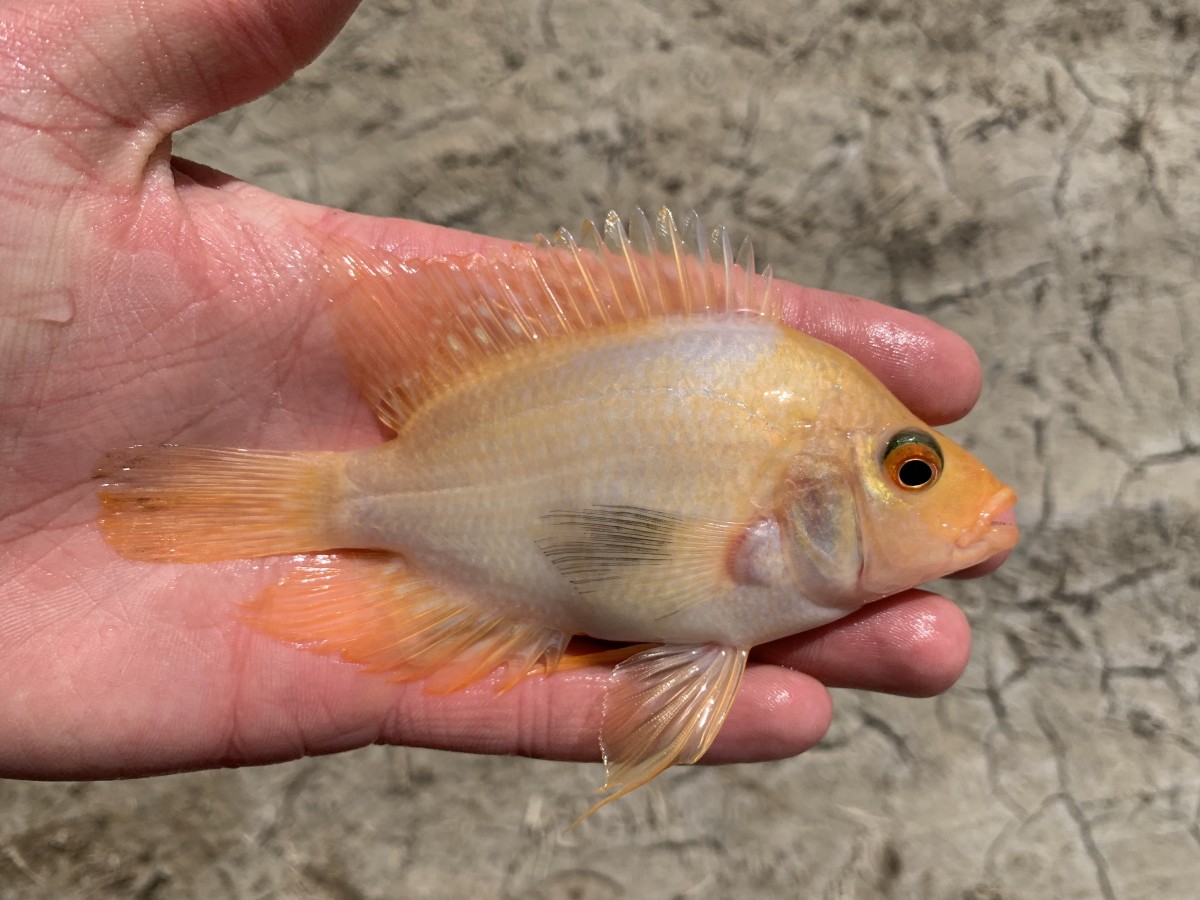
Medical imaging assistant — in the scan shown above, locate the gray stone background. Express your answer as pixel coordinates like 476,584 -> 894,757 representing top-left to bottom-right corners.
3,0 -> 1199,897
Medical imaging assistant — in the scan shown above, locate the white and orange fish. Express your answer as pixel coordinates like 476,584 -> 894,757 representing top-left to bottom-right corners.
95,209 -> 1017,817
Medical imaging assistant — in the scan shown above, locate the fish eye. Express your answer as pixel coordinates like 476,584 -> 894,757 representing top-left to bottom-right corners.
883,430 -> 943,491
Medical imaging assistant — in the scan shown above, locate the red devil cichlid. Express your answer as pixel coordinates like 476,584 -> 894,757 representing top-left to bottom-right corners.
95,209 -> 1017,818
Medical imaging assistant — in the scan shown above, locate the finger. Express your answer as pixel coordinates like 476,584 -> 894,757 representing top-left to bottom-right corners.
948,550 -> 1011,579
4,0 -> 360,149
781,286 -> 983,425
139,0 -> 362,132
701,665 -> 833,763
376,664 -> 833,767
753,591 -> 972,698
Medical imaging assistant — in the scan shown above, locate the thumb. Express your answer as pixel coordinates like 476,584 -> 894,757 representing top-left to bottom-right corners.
0,0 -> 361,320
130,0 -> 362,133
0,0 -> 360,165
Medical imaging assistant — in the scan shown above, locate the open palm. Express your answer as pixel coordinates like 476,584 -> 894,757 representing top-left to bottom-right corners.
0,0 -> 992,782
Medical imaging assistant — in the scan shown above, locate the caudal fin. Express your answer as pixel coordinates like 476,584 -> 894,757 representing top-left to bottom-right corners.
94,445 -> 340,562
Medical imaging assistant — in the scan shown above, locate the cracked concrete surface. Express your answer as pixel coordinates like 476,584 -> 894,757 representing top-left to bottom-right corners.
3,0 -> 1199,897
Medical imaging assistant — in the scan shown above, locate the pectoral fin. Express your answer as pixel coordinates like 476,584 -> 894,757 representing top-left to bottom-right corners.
578,643 -> 749,822
537,505 -> 741,620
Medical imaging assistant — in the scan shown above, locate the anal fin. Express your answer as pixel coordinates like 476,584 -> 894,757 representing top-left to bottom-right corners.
579,642 -> 749,822
241,552 -> 569,694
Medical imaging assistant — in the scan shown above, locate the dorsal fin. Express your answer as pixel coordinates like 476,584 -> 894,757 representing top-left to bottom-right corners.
319,209 -> 781,433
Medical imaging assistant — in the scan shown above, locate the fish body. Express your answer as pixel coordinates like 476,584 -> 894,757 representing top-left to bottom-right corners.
326,315 -> 942,647
96,210 -> 1017,816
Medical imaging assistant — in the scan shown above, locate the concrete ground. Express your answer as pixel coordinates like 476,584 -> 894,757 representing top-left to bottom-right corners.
3,0 -> 1199,897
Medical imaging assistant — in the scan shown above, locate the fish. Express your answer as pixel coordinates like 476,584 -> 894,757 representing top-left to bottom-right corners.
94,208 -> 1018,819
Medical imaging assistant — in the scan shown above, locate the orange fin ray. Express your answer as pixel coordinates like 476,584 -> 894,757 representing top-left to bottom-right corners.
550,642 -> 660,673
94,446 -> 337,562
319,208 -> 781,433
576,643 -> 749,823
241,553 -> 569,695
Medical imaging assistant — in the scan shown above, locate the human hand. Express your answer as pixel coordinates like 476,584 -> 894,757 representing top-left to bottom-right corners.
0,0 -> 1002,780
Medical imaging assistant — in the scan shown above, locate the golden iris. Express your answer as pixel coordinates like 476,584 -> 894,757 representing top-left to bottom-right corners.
883,430 -> 943,490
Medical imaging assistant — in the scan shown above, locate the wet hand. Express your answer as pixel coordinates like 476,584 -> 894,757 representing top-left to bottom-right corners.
0,0 -> 997,779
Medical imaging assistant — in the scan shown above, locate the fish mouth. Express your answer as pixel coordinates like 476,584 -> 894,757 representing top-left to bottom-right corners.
955,485 -> 1019,554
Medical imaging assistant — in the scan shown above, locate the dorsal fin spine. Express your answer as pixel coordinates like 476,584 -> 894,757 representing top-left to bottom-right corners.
562,234 -> 605,328
735,236 -> 755,288
541,232 -> 595,331
578,218 -> 619,326
499,257 -> 544,343
633,209 -> 672,318
656,209 -> 691,316
637,208 -> 671,318
605,211 -> 651,321
679,211 -> 714,313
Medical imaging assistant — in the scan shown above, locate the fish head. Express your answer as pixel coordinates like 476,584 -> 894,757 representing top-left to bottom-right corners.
848,424 -> 1018,598
777,422 -> 1017,607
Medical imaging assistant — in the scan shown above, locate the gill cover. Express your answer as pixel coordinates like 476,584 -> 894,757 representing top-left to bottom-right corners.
782,456 -> 863,602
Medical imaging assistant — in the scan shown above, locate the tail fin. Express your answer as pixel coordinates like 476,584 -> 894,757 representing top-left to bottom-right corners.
94,446 -> 340,562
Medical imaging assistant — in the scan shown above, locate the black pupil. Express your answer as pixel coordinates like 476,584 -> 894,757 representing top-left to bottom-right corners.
898,458 -> 934,487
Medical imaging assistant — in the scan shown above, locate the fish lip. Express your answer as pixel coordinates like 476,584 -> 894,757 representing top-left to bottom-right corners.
955,485 -> 1019,552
